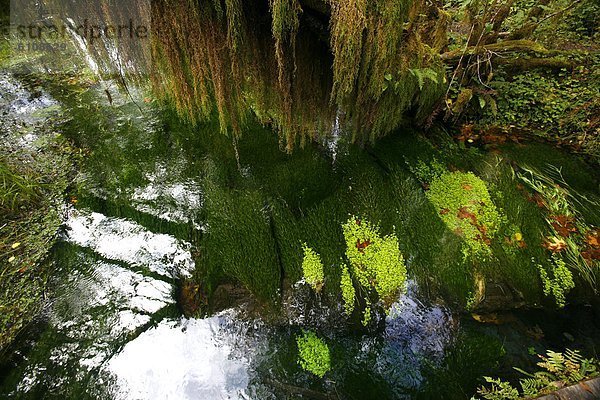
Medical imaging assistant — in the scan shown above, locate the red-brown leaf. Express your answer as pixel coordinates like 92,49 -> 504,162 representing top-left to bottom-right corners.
356,239 -> 371,253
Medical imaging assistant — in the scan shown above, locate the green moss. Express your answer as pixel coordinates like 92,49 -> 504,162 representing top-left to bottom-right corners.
361,301 -> 372,327
301,243 -> 324,292
0,135 -> 75,351
340,263 -> 356,315
202,175 -> 280,302
427,171 -> 503,258
296,330 -> 331,378
342,217 -> 407,305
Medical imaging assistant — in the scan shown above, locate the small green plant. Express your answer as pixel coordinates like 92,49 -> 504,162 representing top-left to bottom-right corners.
301,243 -> 324,292
477,377 -> 520,400
361,301 -> 372,327
339,263 -> 355,315
409,158 -> 446,183
342,217 -> 407,305
537,255 -> 575,308
296,330 -> 331,378
427,171 -> 503,258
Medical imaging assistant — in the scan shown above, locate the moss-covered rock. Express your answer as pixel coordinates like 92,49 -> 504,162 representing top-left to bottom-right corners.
427,171 -> 503,259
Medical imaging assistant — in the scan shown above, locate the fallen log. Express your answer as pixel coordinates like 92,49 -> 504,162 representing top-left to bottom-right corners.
537,377 -> 600,400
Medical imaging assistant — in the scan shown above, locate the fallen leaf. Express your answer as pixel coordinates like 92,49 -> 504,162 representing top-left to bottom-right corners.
581,249 -> 600,262
439,208 -> 450,215
8,256 -> 15,263
457,206 -> 478,225
462,184 -> 473,191
550,215 -> 577,237
356,239 -> 371,253
543,237 -> 567,253
585,230 -> 599,248
11,242 -> 21,249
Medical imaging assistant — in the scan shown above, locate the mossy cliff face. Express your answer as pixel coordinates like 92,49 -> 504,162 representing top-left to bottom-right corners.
149,0 -> 446,150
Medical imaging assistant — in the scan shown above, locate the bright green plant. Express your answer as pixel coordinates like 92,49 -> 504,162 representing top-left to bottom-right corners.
362,301 -> 372,327
296,330 -> 331,378
409,157 -> 446,183
339,263 -> 355,315
426,171 -> 503,258
537,255 -> 575,308
342,217 -> 407,305
301,243 -> 324,292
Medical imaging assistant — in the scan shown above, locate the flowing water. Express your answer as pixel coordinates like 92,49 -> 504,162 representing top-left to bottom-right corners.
1,71 -> 599,400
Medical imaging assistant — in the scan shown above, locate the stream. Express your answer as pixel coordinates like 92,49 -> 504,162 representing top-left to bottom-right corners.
1,70 -> 599,400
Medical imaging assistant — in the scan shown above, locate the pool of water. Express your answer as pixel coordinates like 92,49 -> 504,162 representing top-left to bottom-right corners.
1,71 -> 599,400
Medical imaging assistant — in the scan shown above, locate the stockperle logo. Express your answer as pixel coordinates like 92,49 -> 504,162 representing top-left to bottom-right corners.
9,0 -> 151,74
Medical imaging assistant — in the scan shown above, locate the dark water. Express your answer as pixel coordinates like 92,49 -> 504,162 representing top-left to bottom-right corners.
1,71 -> 599,400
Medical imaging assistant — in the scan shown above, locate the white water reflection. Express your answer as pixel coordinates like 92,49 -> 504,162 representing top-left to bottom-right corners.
0,72 -> 61,150
64,209 -> 195,278
131,162 -> 204,229
106,313 -> 254,400
386,280 -> 454,356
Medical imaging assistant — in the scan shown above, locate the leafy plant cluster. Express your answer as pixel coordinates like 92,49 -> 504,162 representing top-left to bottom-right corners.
478,64 -> 600,159
301,243 -> 325,292
296,330 -> 331,378
517,166 -> 599,306
299,217 -> 407,325
537,255 -> 575,308
426,171 -> 504,259
342,217 -> 407,304
476,349 -> 599,399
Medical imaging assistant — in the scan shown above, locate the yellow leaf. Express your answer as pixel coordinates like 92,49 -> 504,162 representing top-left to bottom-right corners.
11,242 -> 21,249
8,256 -> 15,263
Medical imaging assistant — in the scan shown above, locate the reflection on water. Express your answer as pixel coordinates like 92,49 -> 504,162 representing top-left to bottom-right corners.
2,204 -> 457,398
64,209 -> 195,278
105,314 -> 255,400
2,67 -> 599,399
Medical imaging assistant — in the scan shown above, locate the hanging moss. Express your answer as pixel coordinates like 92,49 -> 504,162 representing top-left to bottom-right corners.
147,0 -> 446,150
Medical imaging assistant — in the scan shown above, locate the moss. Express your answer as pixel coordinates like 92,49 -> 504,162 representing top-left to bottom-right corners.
339,263 -> 355,315
297,330 -> 331,378
301,243 -> 325,292
342,217 -> 407,305
427,171 -> 503,259
201,175 -> 281,302
145,0 -> 446,150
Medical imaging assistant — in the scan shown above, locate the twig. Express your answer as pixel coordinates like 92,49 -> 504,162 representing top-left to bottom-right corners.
539,0 -> 583,24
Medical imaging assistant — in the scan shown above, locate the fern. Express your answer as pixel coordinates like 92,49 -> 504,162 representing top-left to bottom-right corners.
519,377 -> 545,397
409,68 -> 439,90
476,349 -> 600,399
477,377 -> 519,400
